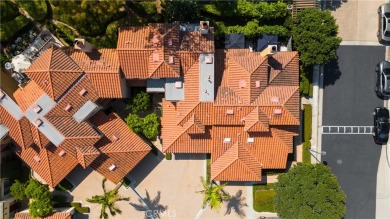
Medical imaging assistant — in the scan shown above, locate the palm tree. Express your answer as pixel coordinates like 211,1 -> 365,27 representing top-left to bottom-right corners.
87,178 -> 130,219
196,176 -> 231,212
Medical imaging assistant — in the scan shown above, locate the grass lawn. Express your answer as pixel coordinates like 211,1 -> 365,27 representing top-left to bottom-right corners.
253,183 -> 276,212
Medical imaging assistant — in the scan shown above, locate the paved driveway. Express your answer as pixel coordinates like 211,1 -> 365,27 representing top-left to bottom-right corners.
328,0 -> 384,43
322,46 -> 384,218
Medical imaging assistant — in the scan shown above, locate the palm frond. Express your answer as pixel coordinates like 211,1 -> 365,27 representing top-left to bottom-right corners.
102,178 -> 107,193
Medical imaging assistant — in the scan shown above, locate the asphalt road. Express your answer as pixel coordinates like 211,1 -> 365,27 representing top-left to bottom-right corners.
322,46 -> 385,219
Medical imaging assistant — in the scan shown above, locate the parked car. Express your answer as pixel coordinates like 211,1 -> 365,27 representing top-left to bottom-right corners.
372,107 -> 389,144
375,61 -> 390,97
378,3 -> 390,45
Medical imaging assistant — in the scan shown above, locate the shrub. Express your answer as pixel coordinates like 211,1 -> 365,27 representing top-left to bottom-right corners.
237,0 -> 287,19
302,141 -> 311,164
128,91 -> 151,114
162,0 -> 200,22
253,183 -> 276,212
25,179 -> 51,200
165,153 -> 172,160
142,113 -> 160,140
0,15 -> 30,42
29,198 -> 53,218
16,0 -> 47,21
55,23 -> 77,46
10,180 -> 26,200
71,202 -> 90,214
122,177 -> 132,188
125,113 -> 143,133
303,104 -> 312,142
139,2 -> 157,15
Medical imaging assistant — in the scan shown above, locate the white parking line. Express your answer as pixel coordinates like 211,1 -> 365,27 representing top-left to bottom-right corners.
322,126 -> 374,134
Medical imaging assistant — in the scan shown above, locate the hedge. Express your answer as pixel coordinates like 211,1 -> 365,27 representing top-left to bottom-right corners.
303,104 -> 312,164
0,15 -> 30,42
165,153 -> 172,160
71,202 -> 90,214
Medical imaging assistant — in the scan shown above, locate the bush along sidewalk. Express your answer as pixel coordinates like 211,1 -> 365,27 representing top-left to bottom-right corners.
302,104 -> 312,163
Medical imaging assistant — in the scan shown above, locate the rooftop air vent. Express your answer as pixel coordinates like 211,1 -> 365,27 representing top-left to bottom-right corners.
33,105 -> 42,113
169,55 -> 174,64
267,45 -> 278,56
168,38 -> 173,46
274,108 -> 282,115
247,138 -> 255,143
271,96 -> 279,103
58,150 -> 66,157
153,53 -> 160,62
33,155 -> 40,162
223,138 -> 231,143
79,88 -> 87,96
109,164 -> 116,171
34,119 -> 43,127
74,38 -> 93,52
112,135 -> 119,142
175,81 -> 183,89
239,80 -> 246,88
64,104 -> 72,112
255,81 -> 261,88
226,109 -> 234,115
205,56 -> 213,64
0,91 -> 6,100
200,21 -> 209,34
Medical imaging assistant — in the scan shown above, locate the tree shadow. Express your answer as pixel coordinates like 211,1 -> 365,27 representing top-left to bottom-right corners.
129,190 -> 168,219
323,0 -> 348,11
323,58 -> 342,87
224,190 -> 248,219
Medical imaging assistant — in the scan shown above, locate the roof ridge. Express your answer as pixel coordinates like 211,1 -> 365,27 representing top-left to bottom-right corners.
269,52 -> 298,83
177,102 -> 200,126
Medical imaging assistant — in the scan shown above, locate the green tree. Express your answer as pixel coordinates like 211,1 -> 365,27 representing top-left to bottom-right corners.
24,178 -> 51,200
0,1 -> 20,22
162,0 -> 200,22
29,198 -> 53,218
125,113 -> 143,133
236,0 -> 287,19
16,0 -> 47,21
196,176 -> 231,212
292,8 -> 342,66
128,91 -> 151,114
10,180 -> 26,200
274,163 -> 346,218
142,113 -> 160,140
50,0 -> 126,36
87,178 -> 130,219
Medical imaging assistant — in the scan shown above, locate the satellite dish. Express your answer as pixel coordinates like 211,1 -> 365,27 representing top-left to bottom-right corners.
4,62 -> 13,70
287,4 -> 292,10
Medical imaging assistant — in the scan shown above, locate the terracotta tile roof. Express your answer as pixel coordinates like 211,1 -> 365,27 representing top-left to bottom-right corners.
25,46 -> 84,100
45,76 -> 99,117
211,142 -> 262,181
269,51 -> 299,85
15,127 -> 78,187
162,49 -> 300,181
180,28 -> 215,53
118,24 -> 181,79
0,106 -> 33,150
67,48 -> 124,98
89,112 -> 151,183
76,146 -> 101,168
15,211 -> 72,219
13,81 -> 45,112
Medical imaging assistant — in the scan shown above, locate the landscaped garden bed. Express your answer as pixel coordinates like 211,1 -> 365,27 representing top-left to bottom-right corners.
253,183 -> 275,212
302,104 -> 312,164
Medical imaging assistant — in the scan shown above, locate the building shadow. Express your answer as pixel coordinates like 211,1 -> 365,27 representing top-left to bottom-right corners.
174,153 -> 206,160
129,190 -> 168,219
73,213 -> 89,219
128,153 -> 163,188
323,58 -> 342,87
224,190 -> 248,219
65,165 -> 94,189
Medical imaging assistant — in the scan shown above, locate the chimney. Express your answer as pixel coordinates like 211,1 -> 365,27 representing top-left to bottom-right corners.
74,38 -> 93,53
200,21 -> 209,34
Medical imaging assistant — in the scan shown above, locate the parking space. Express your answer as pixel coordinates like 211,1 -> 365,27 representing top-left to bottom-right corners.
322,46 -> 384,218
329,0 -> 384,43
